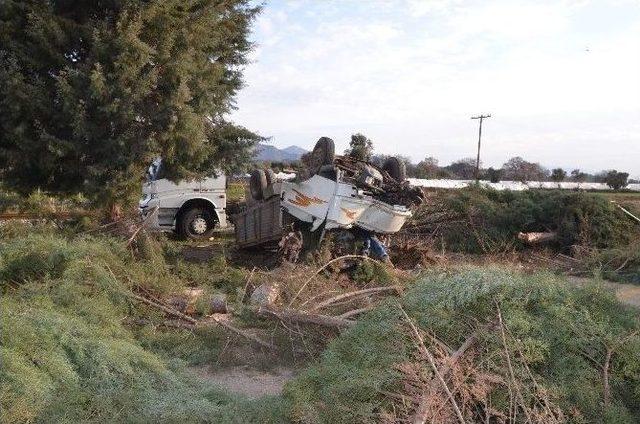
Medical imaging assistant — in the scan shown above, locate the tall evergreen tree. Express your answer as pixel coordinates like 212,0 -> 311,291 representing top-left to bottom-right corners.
0,0 -> 261,204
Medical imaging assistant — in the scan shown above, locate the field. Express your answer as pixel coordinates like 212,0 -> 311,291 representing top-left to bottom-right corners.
1,188 -> 640,423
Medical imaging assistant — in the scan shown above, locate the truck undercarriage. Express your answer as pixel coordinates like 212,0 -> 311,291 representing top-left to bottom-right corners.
232,137 -> 424,259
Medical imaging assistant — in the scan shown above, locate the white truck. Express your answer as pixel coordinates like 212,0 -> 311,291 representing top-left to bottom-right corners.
139,158 -> 227,239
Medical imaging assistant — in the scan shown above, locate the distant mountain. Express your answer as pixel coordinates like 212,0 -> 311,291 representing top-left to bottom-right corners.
255,144 -> 307,162
281,145 -> 308,157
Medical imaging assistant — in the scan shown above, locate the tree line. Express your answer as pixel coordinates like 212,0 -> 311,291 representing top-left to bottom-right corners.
324,133 -> 633,190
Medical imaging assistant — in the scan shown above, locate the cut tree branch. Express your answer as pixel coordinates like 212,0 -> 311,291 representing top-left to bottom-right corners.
257,306 -> 356,329
287,255 -> 384,307
310,286 -> 400,311
127,291 -> 275,350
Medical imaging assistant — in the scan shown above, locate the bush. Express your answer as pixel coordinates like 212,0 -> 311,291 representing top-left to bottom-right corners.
285,267 -> 640,423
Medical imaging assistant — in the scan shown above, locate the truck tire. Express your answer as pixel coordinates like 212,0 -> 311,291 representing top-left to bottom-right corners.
250,169 -> 268,200
309,137 -> 335,175
265,168 -> 277,187
177,207 -> 217,240
383,156 -> 406,182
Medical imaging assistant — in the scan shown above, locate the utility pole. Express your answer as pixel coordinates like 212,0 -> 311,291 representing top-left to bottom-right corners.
471,114 -> 491,181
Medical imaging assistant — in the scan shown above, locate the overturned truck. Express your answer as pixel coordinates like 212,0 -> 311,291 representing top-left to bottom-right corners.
232,137 -> 423,258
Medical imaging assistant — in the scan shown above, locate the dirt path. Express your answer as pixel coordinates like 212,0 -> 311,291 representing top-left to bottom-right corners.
191,365 -> 296,399
566,276 -> 640,308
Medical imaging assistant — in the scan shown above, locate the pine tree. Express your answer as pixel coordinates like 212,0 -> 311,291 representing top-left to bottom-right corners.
0,0 -> 261,204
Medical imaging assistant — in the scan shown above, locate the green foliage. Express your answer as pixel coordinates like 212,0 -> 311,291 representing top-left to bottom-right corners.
351,261 -> 393,285
169,252 -> 247,303
345,133 -> 373,161
285,267 -> 640,423
444,157 -> 477,179
0,0 -> 261,204
0,186 -> 89,216
571,169 -> 588,182
583,239 -> 640,284
0,232 -> 288,423
551,168 -> 567,182
502,157 -> 549,182
227,182 -> 247,203
417,188 -> 638,253
484,166 -> 502,183
604,170 -> 630,190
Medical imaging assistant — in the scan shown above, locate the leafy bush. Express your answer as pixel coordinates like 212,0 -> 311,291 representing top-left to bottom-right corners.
285,268 -> 640,423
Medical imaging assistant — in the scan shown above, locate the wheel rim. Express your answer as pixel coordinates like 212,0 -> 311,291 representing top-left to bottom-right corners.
191,216 -> 208,235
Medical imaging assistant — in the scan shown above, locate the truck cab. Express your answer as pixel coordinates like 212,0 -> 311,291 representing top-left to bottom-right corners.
139,158 -> 227,239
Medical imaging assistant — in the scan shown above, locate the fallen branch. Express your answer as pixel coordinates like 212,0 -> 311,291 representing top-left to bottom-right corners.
201,314 -> 276,350
398,305 -> 465,424
125,289 -> 275,349
129,292 -> 197,324
125,317 -> 197,330
310,286 -> 400,312
496,301 -> 532,423
257,306 -> 356,329
612,202 -> 640,224
126,206 -> 158,247
408,320 -> 496,423
287,255 -> 384,307
337,307 -> 374,319
241,266 -> 257,304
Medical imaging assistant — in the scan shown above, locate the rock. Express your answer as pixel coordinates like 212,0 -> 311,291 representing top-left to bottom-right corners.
250,282 -> 280,306
209,294 -> 228,314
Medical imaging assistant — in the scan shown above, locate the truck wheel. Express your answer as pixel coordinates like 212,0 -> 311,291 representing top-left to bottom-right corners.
383,156 -> 407,182
265,168 -> 277,187
309,137 -> 335,175
250,169 -> 268,200
177,207 -> 217,240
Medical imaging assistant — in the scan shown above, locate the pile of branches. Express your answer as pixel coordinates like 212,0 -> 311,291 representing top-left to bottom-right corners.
400,188 -> 638,254
285,268 -> 640,423
255,255 -> 403,332
126,255 -> 404,355
389,305 -> 564,423
532,237 -> 640,284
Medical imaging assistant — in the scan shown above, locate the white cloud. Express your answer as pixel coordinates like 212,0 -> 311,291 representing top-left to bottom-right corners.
235,0 -> 640,176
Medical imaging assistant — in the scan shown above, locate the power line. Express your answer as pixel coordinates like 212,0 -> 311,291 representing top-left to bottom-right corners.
471,114 -> 491,181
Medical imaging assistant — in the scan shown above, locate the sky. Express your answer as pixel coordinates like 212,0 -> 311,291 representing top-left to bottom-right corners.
231,0 -> 640,177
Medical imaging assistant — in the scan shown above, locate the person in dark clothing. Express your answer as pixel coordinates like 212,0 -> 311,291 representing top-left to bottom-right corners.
352,228 -> 390,262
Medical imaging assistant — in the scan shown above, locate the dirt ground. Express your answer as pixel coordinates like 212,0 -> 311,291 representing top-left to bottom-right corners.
191,365 -> 296,399
566,276 -> 640,307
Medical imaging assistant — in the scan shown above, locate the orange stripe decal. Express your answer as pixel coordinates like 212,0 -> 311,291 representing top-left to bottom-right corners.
341,207 -> 358,219
288,189 -> 327,207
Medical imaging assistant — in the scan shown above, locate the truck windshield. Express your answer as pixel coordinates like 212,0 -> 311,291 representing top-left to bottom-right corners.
145,158 -> 163,182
